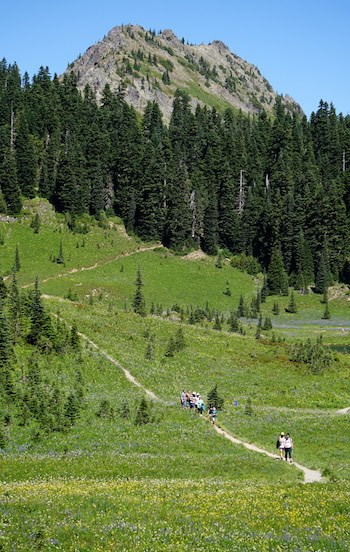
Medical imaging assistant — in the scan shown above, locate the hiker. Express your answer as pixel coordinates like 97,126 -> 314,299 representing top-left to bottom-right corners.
208,405 -> 217,424
276,432 -> 286,460
197,395 -> 205,414
189,393 -> 196,409
284,433 -> 293,463
180,390 -> 187,408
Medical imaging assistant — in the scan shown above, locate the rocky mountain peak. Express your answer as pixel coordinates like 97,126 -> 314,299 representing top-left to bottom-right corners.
66,24 -> 301,123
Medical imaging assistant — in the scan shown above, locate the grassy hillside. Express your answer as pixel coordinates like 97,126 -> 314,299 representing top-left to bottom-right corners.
0,206 -> 349,550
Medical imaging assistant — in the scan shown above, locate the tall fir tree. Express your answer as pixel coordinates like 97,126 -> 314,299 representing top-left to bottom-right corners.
315,235 -> 332,294
27,277 -> 46,345
267,243 -> 289,295
15,113 -> 37,198
0,148 -> 22,214
132,267 -> 146,316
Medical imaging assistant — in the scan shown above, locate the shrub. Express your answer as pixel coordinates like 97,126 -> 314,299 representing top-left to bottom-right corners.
289,337 -> 335,374
230,254 -> 261,275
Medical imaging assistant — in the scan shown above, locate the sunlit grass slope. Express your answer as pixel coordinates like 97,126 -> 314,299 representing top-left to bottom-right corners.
1,204 -> 350,550
45,296 -> 350,480
40,248 -> 256,313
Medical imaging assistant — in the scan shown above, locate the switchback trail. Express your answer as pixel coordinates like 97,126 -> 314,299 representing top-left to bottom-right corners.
21,244 -> 161,288
63,316 -> 325,484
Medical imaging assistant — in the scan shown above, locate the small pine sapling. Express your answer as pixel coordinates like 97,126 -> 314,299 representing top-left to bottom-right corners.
322,301 -> 331,320
56,240 -> 64,264
135,398 -> 151,425
245,397 -> 253,416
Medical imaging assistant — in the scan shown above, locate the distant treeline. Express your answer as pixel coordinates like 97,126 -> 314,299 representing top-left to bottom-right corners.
1,60 -> 350,287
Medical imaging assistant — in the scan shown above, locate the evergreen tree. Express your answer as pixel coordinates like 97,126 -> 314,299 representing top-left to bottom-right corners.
27,276 -> 46,345
38,130 -> 60,201
255,316 -> 262,339
315,237 -> 332,294
15,113 -> 37,198
321,287 -> 328,305
56,240 -> 64,264
0,311 -> 12,368
215,251 -> 224,268
13,244 -> 21,272
64,393 -> 80,427
285,289 -> 297,313
0,149 -> 22,214
0,188 -> 7,214
262,316 -> 273,330
30,213 -> 41,233
54,133 -> 88,215
0,311 -> 14,396
213,313 -> 222,330
322,301 -> 331,320
0,275 -> 7,308
136,141 -> 166,240
145,336 -> 154,360
223,281 -> 232,296
236,294 -> 246,317
294,229 -> 314,291
207,384 -> 224,410
164,336 -> 176,357
267,244 -> 289,295
110,100 -> 144,227
7,271 -> 21,341
201,183 -> 219,255
135,397 -> 151,425
218,167 -> 241,253
96,398 -> 114,419
132,267 -> 146,316
174,326 -> 185,351
229,311 -> 240,333
260,271 -> 269,303
70,322 -> 80,351
163,154 -> 192,251
120,399 -> 130,420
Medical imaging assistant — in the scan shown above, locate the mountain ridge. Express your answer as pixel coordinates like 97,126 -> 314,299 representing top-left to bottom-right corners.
66,24 -> 302,122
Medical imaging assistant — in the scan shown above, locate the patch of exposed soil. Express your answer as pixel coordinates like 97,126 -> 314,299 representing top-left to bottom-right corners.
182,250 -> 208,261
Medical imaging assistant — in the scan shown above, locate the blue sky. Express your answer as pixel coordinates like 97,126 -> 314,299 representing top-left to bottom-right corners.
1,0 -> 349,117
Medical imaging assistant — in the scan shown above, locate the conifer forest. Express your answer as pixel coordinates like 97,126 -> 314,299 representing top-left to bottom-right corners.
1,60 -> 350,290
1,53 -> 350,550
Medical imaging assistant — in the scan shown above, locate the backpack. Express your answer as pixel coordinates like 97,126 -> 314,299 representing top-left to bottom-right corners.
276,438 -> 280,449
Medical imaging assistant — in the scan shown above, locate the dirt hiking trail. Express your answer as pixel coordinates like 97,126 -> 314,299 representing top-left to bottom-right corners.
213,425 -> 323,483
21,244 -> 161,288
74,324 -> 326,484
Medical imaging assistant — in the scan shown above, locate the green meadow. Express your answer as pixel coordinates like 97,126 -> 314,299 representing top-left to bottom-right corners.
1,209 -> 350,550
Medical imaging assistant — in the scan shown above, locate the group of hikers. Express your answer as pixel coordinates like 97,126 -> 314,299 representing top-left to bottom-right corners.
180,391 -> 294,462
276,431 -> 294,462
180,390 -> 218,424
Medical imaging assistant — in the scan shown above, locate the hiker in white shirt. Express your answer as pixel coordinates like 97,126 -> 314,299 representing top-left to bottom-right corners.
284,433 -> 293,463
277,432 -> 286,460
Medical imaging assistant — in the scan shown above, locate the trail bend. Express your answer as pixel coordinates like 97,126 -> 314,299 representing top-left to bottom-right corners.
66,316 -> 325,484
21,244 -> 161,288
43,294 -> 347,483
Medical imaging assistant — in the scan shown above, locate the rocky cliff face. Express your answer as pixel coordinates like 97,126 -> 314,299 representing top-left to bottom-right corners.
66,24 -> 301,122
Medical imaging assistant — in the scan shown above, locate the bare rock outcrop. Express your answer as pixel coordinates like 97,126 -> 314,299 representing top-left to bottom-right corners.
65,24 -> 302,123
